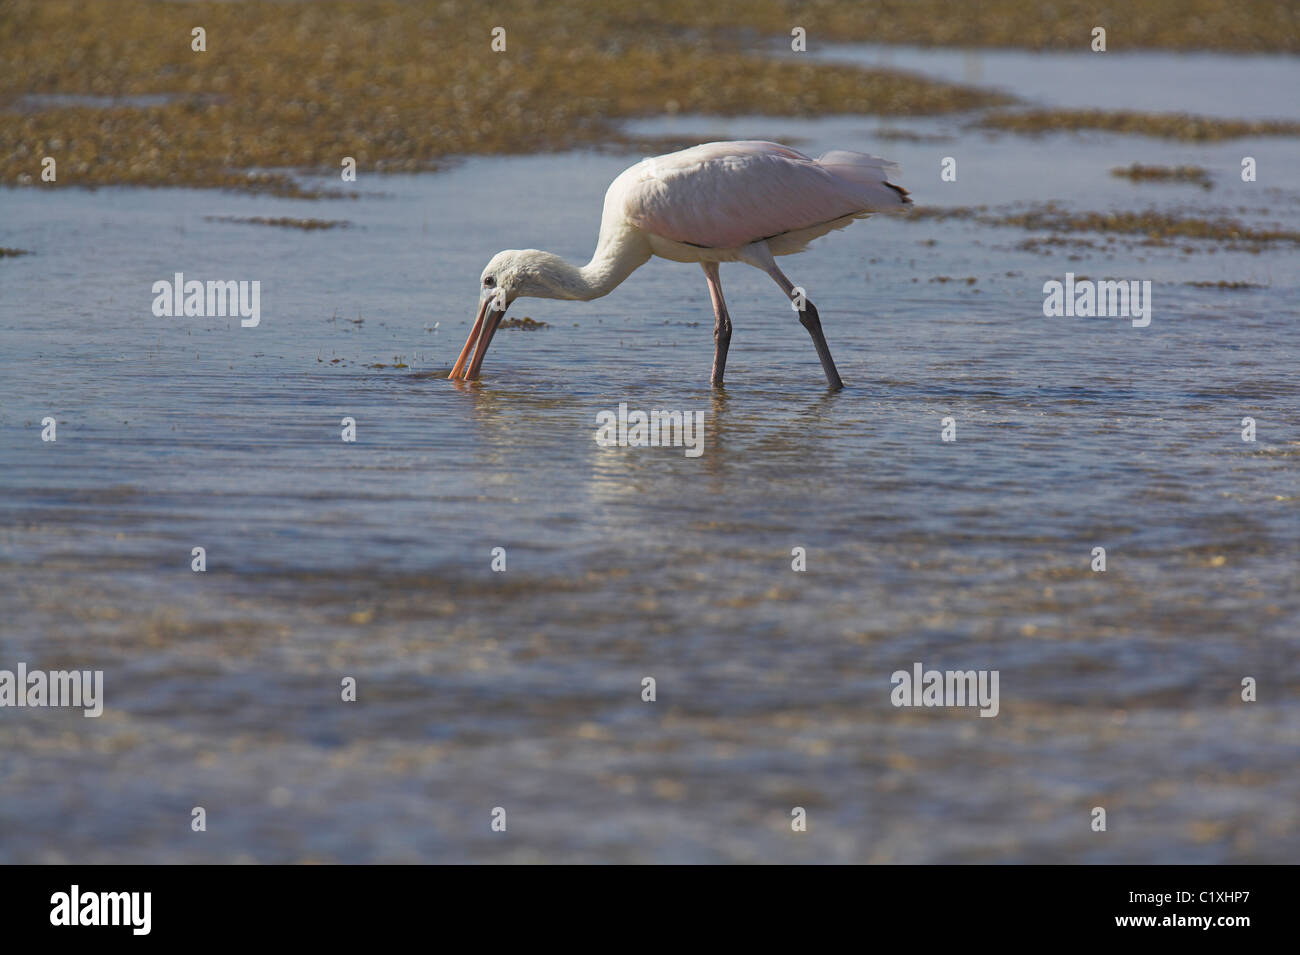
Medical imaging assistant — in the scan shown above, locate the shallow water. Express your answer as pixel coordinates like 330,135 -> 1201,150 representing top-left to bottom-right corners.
1,50 -> 1298,862
807,44 -> 1300,119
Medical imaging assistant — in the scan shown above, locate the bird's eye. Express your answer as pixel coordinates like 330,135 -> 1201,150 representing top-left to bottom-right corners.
483,276 -> 496,288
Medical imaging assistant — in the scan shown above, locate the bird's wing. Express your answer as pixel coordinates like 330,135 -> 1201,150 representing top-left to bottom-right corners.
621,141 -> 909,250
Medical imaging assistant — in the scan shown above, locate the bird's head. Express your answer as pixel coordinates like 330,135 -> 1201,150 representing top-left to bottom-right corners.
450,249 -> 572,381
479,249 -> 578,302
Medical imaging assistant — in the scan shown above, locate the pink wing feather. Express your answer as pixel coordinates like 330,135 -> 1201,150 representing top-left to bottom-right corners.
622,141 -> 909,249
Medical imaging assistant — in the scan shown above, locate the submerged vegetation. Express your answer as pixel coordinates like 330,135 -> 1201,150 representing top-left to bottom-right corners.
910,203 -> 1300,253
204,216 -> 349,230
1,1 -> 1294,193
726,0 -> 1298,51
1111,164 -> 1213,189
0,0 -> 1010,194
871,127 -> 955,144
979,110 -> 1300,142
499,317 -> 549,330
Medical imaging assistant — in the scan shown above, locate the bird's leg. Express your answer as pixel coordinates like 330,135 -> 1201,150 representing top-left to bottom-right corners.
701,262 -> 732,387
763,262 -> 844,391
797,300 -> 843,391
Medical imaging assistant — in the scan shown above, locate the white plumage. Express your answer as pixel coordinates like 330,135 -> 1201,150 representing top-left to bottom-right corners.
623,141 -> 908,252
449,140 -> 911,388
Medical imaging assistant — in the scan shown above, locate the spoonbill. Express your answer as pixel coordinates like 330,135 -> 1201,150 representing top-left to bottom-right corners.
449,140 -> 911,389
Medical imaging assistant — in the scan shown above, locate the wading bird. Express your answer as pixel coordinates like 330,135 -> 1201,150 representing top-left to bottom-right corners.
449,140 -> 911,389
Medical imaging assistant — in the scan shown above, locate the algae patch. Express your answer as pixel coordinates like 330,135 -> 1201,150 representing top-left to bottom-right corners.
979,110 -> 1300,142
205,216 -> 349,230
910,203 -> 1300,252
1111,164 -> 1212,189
1,0 -> 1011,195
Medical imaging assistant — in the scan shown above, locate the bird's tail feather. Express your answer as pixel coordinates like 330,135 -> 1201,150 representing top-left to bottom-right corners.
817,150 -> 912,212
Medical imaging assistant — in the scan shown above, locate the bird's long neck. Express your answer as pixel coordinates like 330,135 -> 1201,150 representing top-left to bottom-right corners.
562,225 -> 650,301
579,227 -> 649,299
